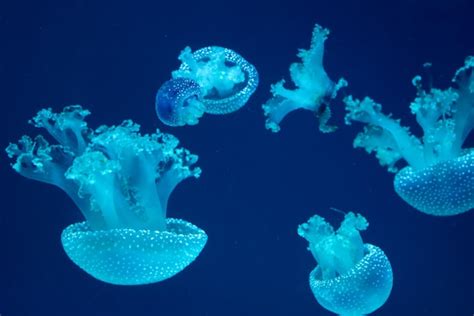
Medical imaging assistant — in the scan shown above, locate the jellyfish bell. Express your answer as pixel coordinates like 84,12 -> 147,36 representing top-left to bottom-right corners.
155,78 -> 205,126
310,244 -> 393,315
62,218 -> 207,285
394,150 -> 474,216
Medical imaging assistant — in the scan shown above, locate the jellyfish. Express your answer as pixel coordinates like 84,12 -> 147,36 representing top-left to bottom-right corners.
155,46 -> 259,126
344,57 -> 474,216
155,77 -> 204,126
6,106 -> 207,285
298,212 -> 393,315
262,24 -> 347,133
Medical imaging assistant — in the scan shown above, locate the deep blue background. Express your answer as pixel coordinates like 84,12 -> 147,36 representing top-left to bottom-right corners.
1,0 -> 473,315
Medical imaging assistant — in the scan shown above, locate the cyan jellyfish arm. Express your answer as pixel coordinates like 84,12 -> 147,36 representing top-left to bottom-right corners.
263,24 -> 348,133
410,75 -> 460,163
419,56 -> 474,158
66,121 -> 201,231
6,106 -> 201,232
297,212 -> 368,280
30,106 -> 92,155
345,56 -> 474,172
409,57 -> 473,162
6,106 -> 94,220
172,46 -> 245,97
344,96 -> 424,172
451,56 -> 474,148
153,137 -> 201,213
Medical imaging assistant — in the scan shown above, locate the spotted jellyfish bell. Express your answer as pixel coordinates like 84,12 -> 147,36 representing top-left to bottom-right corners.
394,150 -> 474,216
155,77 -> 205,127
61,218 -> 207,285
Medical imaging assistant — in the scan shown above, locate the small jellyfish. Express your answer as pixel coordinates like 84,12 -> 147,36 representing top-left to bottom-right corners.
155,46 -> 259,126
298,212 -> 393,315
155,78 -> 204,126
344,57 -> 474,216
262,24 -> 347,133
6,106 -> 207,285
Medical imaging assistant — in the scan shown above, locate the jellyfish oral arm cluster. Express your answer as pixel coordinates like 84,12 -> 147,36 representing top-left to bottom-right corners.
155,46 -> 259,126
344,57 -> 474,216
298,212 -> 393,315
262,24 -> 347,133
6,106 -> 207,285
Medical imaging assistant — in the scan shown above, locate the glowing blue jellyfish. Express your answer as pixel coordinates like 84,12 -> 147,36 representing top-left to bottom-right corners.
298,212 -> 393,315
262,24 -> 347,133
155,78 -> 204,126
344,57 -> 474,216
6,106 -> 207,285
155,46 -> 259,126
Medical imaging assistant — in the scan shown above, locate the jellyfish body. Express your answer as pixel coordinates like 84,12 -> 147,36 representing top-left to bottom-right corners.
394,151 -> 474,216
156,46 -> 259,126
298,212 -> 393,315
155,78 -> 205,126
6,106 -> 207,285
344,56 -> 474,216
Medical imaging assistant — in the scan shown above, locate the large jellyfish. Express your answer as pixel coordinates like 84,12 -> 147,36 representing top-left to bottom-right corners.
6,106 -> 207,285
262,24 -> 347,133
298,212 -> 393,315
155,46 -> 259,126
344,57 -> 474,216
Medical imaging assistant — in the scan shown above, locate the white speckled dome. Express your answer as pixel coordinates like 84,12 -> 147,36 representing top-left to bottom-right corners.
394,151 -> 474,216
61,218 -> 207,285
309,244 -> 393,315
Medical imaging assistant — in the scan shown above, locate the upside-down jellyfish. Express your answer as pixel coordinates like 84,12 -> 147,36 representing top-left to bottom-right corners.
6,106 -> 207,285
298,212 -> 393,315
155,46 -> 259,126
344,57 -> 474,216
262,24 -> 347,133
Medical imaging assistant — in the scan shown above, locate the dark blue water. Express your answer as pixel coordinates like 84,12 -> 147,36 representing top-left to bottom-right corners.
1,0 -> 473,315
